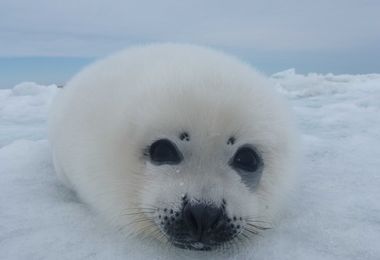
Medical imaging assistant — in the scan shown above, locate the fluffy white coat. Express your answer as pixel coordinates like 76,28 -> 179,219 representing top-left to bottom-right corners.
48,43 -> 297,247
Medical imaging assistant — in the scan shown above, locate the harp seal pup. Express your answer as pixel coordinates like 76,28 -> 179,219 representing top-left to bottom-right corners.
49,43 -> 298,252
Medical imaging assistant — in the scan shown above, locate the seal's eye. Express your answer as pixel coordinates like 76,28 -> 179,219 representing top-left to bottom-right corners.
149,139 -> 183,165
230,146 -> 261,172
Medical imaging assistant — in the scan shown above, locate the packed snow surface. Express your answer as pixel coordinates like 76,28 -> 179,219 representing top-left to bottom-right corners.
1,70 -> 379,259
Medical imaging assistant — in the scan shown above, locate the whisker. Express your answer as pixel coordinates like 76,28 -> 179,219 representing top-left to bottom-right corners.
122,207 -> 157,211
245,219 -> 271,224
246,223 -> 271,230
121,211 -> 155,216
241,232 -> 250,240
244,227 -> 259,235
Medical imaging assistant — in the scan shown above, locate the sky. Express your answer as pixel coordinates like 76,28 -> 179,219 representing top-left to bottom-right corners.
1,0 -> 380,87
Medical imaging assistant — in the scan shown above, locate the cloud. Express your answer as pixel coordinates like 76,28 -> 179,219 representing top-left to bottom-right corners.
0,0 -> 379,57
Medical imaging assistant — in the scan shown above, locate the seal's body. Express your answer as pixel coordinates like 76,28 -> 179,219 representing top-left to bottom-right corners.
49,44 -> 297,251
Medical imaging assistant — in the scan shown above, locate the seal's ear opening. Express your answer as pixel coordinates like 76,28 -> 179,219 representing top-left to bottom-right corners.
149,139 -> 183,165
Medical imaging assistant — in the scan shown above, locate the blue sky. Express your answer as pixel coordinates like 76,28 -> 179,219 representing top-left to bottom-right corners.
1,0 -> 379,88
0,57 -> 93,88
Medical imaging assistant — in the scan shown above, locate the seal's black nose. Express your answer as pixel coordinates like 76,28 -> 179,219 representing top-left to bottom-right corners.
183,203 -> 223,241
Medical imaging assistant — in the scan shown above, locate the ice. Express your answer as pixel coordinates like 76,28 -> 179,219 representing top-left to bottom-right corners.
11,82 -> 56,96
0,82 -> 58,147
1,70 -> 380,259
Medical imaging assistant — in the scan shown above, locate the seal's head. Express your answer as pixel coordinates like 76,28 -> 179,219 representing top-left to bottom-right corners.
49,44 -> 298,252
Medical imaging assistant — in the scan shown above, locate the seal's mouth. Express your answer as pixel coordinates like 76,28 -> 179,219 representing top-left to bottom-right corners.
172,241 -> 214,251
156,199 -> 242,251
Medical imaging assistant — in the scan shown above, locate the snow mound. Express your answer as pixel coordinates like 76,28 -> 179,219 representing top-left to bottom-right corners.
1,72 -> 380,259
0,82 -> 58,147
272,68 -> 380,98
11,82 -> 57,96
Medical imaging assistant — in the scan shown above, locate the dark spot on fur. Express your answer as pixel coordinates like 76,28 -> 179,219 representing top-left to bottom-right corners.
179,132 -> 190,141
227,136 -> 236,145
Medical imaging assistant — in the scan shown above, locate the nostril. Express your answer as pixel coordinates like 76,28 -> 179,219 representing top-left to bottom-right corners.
183,203 -> 223,241
209,211 -> 222,229
185,207 -> 198,228
183,203 -> 201,239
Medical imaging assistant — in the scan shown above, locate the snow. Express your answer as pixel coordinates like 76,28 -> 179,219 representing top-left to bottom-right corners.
1,71 -> 380,259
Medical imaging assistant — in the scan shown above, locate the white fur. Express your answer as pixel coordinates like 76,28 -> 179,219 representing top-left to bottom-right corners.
48,43 -> 298,245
